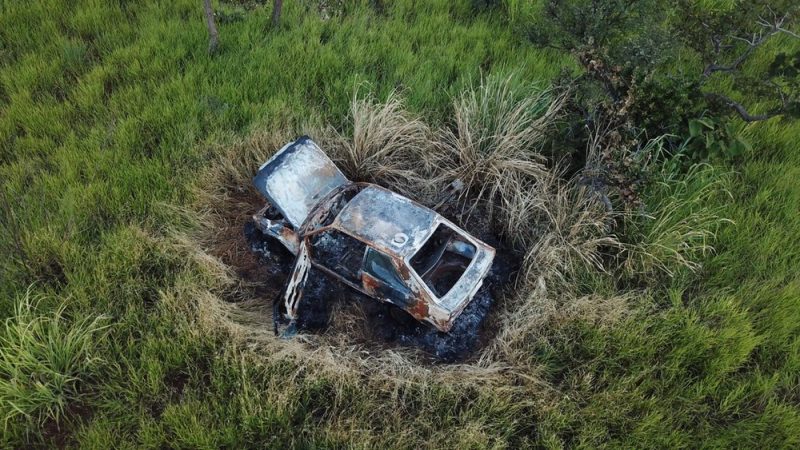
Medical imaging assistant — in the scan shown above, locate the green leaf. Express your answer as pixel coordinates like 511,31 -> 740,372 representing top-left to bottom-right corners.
689,118 -> 715,138
728,140 -> 744,157
696,117 -> 714,128
736,136 -> 752,154
689,119 -> 703,137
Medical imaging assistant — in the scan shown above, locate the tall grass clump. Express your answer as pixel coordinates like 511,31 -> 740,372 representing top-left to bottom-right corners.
0,289 -> 109,433
435,75 -> 567,220
621,162 -> 732,277
485,169 -> 623,367
579,126 -> 731,279
323,91 -> 434,200
520,177 -> 620,283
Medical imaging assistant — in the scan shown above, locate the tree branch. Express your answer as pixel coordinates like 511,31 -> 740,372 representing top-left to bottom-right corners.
703,31 -> 774,77
706,93 -> 784,122
757,7 -> 800,39
702,13 -> 795,78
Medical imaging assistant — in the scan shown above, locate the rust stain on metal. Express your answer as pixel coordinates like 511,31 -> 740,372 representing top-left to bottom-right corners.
406,297 -> 430,321
252,136 -> 495,334
361,272 -> 382,297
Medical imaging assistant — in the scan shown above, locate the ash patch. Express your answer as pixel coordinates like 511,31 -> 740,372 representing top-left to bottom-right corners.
245,222 -> 294,277
244,220 -> 519,362
361,284 -> 495,362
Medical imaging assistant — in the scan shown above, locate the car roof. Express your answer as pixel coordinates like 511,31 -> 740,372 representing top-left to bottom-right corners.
333,185 -> 440,259
253,137 -> 349,229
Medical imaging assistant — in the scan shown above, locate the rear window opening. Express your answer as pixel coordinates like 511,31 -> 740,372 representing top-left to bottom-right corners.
410,224 -> 477,297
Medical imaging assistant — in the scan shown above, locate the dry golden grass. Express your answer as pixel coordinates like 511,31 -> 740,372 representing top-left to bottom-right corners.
433,76 -> 568,220
321,91 -> 437,201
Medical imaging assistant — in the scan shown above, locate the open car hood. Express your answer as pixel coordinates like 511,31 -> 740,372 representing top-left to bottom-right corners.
253,136 -> 349,229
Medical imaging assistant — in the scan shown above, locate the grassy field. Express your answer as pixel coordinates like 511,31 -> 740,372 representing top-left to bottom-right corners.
1,0 -> 799,448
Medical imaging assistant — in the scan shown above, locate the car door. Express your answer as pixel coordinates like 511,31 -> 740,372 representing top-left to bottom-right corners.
361,247 -> 416,308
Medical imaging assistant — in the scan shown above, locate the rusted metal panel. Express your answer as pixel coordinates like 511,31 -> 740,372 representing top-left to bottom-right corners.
333,186 -> 439,259
252,205 -> 301,255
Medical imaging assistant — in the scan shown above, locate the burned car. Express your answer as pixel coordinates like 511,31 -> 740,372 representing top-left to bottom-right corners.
252,136 -> 495,334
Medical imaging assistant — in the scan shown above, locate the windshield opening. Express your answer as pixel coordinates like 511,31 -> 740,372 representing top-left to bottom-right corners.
410,224 -> 476,298
317,185 -> 363,229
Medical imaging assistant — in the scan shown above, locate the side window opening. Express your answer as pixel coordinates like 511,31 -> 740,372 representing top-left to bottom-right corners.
410,224 -> 476,298
309,230 -> 367,284
363,248 -> 412,301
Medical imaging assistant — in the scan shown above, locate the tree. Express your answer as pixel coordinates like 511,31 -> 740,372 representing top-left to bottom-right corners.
272,0 -> 283,28
524,0 -> 797,201
530,0 -> 799,125
674,2 -> 800,122
203,0 -> 219,54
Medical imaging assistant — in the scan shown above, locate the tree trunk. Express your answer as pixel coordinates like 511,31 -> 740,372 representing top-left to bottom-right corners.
272,0 -> 283,28
203,0 -> 219,54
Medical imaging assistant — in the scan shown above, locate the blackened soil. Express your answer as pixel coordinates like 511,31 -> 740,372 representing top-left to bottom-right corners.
243,221 -> 520,363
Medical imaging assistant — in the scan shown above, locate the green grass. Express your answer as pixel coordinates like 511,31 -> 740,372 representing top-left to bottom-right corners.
1,0 -> 799,447
0,290 -> 109,433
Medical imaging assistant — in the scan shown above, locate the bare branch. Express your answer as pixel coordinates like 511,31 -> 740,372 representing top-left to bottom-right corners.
755,8 -> 797,37
777,27 -> 800,39
706,93 -> 784,122
702,13 -> 798,78
703,32 -> 774,77
763,18 -> 800,39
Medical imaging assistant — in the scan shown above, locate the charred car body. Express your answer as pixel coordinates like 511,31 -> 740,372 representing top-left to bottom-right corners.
252,137 -> 495,333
